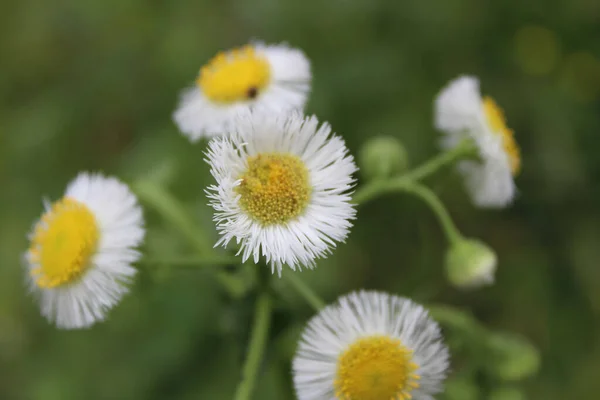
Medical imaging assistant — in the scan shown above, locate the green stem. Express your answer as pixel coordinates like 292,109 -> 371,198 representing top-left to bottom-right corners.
403,138 -> 477,182
283,273 -> 326,311
351,178 -> 390,206
402,183 -> 463,245
133,180 -> 247,297
353,138 -> 477,205
427,304 -> 489,355
355,180 -> 462,244
233,291 -> 272,400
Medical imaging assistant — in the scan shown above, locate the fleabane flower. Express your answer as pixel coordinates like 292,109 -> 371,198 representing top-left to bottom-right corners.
205,112 -> 357,275
24,173 -> 145,329
435,76 -> 521,208
293,290 -> 450,400
173,42 -> 311,142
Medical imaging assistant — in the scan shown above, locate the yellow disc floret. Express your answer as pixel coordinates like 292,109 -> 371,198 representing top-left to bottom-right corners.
197,45 -> 271,104
335,335 -> 420,400
29,198 -> 99,289
236,153 -> 311,225
482,96 -> 521,176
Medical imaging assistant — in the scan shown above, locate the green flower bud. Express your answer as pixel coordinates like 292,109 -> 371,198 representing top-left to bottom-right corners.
488,387 -> 527,400
358,136 -> 409,180
445,238 -> 497,289
484,332 -> 540,382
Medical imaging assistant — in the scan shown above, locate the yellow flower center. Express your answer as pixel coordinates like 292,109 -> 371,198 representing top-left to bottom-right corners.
335,335 -> 420,400
482,96 -> 521,176
29,198 -> 99,289
236,153 -> 311,225
197,45 -> 271,104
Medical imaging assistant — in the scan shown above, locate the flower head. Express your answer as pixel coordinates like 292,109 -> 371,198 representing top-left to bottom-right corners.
293,290 -> 450,400
174,42 -> 311,142
435,76 -> 521,208
205,112 -> 357,275
25,173 -> 145,329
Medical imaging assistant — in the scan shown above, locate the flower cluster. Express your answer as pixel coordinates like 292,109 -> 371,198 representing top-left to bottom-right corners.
22,41 -> 525,399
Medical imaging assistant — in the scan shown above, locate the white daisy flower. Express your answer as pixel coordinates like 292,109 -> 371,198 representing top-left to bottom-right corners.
173,42 -> 311,142
293,290 -> 450,400
24,172 -> 145,329
435,76 -> 521,208
205,111 -> 357,275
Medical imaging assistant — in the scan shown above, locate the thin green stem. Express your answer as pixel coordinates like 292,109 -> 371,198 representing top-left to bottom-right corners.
402,183 -> 463,244
352,178 -> 390,205
353,138 -> 477,205
233,291 -> 272,400
427,304 -> 490,355
402,138 -> 478,182
133,180 -> 247,297
283,273 -> 326,311
355,180 -> 462,244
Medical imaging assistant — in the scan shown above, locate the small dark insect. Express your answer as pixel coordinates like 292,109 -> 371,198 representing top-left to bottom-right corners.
247,86 -> 258,99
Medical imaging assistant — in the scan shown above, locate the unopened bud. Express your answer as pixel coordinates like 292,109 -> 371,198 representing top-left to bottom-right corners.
445,238 -> 497,289
358,136 -> 409,180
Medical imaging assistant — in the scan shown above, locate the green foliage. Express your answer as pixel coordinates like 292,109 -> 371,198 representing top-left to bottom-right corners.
443,375 -> 481,400
484,332 -> 541,382
488,387 -> 527,400
1,0 -> 599,399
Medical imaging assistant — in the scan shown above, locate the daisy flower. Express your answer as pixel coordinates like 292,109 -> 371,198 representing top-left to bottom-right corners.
24,173 -> 145,329
293,290 -> 450,400
435,75 -> 521,208
205,111 -> 357,275
173,42 -> 311,142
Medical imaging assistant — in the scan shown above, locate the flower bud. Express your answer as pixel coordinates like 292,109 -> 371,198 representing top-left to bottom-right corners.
445,238 -> 497,289
358,136 -> 409,180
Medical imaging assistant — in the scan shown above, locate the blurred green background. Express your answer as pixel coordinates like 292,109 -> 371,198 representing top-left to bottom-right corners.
2,0 -> 600,399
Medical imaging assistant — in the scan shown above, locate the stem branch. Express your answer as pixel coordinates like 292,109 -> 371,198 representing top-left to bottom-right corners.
354,138 -> 477,205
